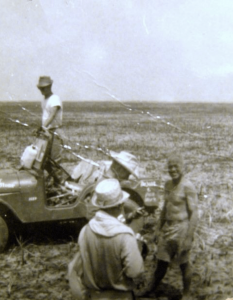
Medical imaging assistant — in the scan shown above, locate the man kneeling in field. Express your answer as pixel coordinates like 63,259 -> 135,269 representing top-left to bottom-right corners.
144,153 -> 198,300
71,151 -> 142,221
72,150 -> 139,183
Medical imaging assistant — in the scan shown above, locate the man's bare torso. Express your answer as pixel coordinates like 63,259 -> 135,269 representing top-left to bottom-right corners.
164,178 -> 193,221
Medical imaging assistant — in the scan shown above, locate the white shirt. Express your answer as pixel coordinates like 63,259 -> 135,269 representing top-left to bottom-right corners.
41,94 -> 62,129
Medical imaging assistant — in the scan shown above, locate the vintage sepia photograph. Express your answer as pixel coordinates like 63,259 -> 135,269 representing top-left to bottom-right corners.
0,1 -> 233,300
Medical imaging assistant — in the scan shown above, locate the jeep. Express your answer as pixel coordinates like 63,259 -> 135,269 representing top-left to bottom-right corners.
0,130 -> 161,252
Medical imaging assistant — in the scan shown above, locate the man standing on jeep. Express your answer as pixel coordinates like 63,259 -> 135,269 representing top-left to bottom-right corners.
37,76 -> 63,182
37,76 -> 63,132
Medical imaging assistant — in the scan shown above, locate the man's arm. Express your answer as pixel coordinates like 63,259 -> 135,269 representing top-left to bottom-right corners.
184,182 -> 198,248
43,106 -> 60,128
159,199 -> 167,230
159,182 -> 169,229
121,233 -> 144,279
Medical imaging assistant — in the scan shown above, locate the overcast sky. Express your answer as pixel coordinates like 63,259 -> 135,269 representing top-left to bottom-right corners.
1,0 -> 233,102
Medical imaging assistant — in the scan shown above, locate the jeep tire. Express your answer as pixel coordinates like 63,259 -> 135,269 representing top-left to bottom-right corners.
0,216 -> 9,253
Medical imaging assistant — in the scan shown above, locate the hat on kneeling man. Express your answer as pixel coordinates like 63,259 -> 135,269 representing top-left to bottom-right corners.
91,178 -> 129,209
110,151 -> 139,179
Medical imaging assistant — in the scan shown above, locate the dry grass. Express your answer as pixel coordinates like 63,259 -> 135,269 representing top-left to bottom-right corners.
0,101 -> 232,300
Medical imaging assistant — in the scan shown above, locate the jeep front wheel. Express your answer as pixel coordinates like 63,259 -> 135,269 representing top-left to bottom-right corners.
0,216 -> 9,252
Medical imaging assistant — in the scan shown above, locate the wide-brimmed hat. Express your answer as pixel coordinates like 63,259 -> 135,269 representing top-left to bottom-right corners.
37,76 -> 53,88
110,151 -> 139,178
91,178 -> 129,209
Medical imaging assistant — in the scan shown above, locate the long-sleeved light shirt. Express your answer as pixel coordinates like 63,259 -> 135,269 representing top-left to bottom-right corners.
78,211 -> 144,291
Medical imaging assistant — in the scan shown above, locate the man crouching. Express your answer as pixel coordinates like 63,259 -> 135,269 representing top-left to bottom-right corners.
69,178 -> 144,299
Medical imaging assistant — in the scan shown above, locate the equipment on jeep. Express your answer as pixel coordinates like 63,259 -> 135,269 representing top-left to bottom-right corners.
0,129 -> 161,252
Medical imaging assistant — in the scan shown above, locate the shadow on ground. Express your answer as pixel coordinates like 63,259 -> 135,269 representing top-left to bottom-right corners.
10,218 -> 88,248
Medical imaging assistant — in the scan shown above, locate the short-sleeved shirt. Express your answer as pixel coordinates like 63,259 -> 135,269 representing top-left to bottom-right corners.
41,94 -> 62,129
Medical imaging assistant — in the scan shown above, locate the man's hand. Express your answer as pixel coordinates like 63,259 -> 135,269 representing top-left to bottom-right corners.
178,236 -> 192,255
183,236 -> 193,250
32,126 -> 43,136
134,271 -> 146,287
40,126 -> 52,137
33,126 -> 51,138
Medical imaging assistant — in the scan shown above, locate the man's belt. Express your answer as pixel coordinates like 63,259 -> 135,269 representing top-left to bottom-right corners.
166,218 -> 188,226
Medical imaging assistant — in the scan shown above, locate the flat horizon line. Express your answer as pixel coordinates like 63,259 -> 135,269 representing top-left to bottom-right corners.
1,99 -> 233,104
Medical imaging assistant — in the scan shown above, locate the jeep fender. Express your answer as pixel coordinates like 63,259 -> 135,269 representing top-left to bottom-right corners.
0,200 -> 20,223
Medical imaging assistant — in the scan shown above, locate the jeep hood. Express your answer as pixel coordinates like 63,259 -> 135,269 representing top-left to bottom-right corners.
0,169 -> 37,193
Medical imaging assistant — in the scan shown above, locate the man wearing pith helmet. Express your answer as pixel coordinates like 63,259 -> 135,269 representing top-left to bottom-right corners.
72,150 -> 139,184
70,178 -> 144,299
37,76 -> 63,183
109,150 -> 139,180
71,150 -> 141,222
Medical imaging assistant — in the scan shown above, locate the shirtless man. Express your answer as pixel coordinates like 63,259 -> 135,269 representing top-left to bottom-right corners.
150,153 -> 198,300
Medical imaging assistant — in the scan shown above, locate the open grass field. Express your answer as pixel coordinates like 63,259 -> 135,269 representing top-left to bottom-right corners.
0,101 -> 233,300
